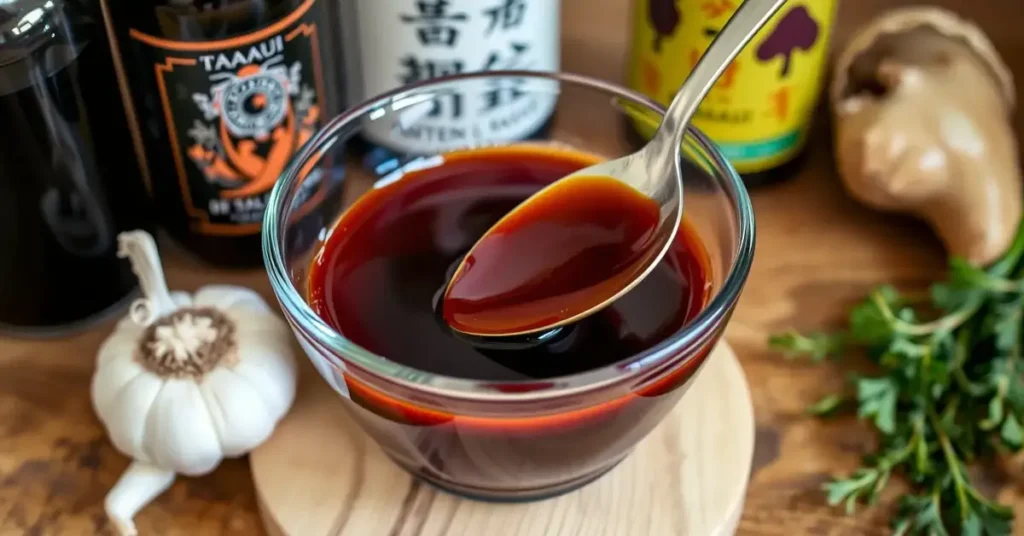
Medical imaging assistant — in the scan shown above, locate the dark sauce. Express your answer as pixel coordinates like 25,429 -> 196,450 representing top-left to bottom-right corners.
0,0 -> 153,333
306,145 -> 716,498
308,146 -> 710,381
441,175 -> 662,337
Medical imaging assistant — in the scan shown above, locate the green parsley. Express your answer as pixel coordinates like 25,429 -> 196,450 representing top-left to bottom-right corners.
769,221 -> 1024,535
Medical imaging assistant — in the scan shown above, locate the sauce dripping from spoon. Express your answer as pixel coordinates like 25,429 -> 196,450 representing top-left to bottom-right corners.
441,175 -> 661,338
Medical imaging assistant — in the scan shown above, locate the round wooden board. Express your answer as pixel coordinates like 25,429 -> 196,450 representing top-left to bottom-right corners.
251,342 -> 754,536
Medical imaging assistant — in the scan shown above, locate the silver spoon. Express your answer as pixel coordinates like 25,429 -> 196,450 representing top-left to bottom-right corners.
444,0 -> 788,341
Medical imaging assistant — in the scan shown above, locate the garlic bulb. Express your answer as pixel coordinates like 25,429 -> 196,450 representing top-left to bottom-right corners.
91,230 -> 297,536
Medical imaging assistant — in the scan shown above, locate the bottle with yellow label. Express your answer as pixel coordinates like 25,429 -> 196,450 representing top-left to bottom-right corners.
626,0 -> 838,186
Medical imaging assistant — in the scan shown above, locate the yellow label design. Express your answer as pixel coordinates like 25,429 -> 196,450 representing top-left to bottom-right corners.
628,0 -> 838,173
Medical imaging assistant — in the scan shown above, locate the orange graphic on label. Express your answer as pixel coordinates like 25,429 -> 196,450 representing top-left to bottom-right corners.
767,86 -> 789,121
132,0 -> 326,236
185,57 -> 318,200
689,49 -> 739,97
641,57 -> 661,96
717,60 -> 739,90
700,0 -> 736,19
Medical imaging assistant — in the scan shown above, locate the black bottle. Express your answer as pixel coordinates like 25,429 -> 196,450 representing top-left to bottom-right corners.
100,0 -> 341,266
0,0 -> 155,335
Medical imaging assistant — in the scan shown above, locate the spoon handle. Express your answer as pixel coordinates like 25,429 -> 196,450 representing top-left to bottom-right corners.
653,0 -> 789,149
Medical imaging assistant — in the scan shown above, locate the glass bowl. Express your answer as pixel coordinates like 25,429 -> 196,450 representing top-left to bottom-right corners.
263,71 -> 755,501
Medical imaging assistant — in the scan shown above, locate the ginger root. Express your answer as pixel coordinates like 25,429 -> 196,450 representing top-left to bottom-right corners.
831,7 -> 1021,265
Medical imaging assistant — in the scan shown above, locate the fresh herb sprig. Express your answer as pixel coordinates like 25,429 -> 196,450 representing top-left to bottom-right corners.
770,221 -> 1024,535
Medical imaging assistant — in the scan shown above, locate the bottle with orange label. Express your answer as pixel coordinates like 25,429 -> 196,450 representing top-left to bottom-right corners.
626,0 -> 838,187
98,0 -> 341,266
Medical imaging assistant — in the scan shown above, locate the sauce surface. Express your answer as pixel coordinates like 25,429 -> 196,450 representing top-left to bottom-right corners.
308,146 -> 710,381
441,175 -> 661,336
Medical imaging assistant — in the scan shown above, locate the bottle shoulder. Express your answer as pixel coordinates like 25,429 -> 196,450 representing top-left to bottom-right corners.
109,0 -> 311,42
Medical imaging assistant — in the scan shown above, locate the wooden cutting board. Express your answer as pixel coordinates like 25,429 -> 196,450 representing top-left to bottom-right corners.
251,341 -> 755,536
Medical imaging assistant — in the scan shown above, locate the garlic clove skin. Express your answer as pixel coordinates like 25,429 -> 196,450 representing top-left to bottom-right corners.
201,367 -> 277,457
229,343 -> 296,420
105,461 -> 176,536
94,373 -> 164,465
143,379 -> 223,476
91,325 -> 148,419
193,284 -> 271,313
96,318 -> 144,369
193,285 -> 297,425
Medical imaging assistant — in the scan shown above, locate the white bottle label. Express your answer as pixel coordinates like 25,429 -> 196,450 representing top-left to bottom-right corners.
343,0 -> 560,154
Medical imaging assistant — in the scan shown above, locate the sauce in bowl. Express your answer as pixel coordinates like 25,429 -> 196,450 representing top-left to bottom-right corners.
306,145 -> 714,496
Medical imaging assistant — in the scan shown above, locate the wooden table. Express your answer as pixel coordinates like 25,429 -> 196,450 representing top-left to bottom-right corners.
3,0 -> 1023,534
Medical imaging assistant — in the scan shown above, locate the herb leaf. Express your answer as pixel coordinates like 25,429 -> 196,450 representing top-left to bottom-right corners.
849,288 -> 897,345
1000,413 -> 1023,450
769,220 -> 1024,535
768,331 -> 844,361
857,377 -> 898,434
806,394 -> 845,416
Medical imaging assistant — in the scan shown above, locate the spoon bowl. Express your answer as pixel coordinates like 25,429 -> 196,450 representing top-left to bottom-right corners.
442,0 -> 788,340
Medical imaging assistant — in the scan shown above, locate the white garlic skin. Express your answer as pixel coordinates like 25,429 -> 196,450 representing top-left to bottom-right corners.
91,285 -> 297,477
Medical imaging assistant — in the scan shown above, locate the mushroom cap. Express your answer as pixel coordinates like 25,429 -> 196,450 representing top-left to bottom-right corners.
831,6 -> 1015,111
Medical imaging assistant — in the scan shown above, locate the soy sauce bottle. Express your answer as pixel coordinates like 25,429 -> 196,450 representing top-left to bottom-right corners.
626,0 -> 839,187
337,0 -> 560,174
99,0 -> 341,266
0,0 -> 155,335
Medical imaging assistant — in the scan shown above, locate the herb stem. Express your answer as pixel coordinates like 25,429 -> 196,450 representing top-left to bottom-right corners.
873,288 -> 978,337
977,276 -> 1024,294
949,328 -> 989,396
954,368 -> 987,396
899,303 -> 978,336
883,220 -> 1024,338
951,328 -> 970,370
928,406 -> 969,523
931,490 -> 951,536
994,218 -> 1024,277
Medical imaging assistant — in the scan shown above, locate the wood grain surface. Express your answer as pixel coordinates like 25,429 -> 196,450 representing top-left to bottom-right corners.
250,344 -> 753,536
2,0 -> 1024,535
251,343 -> 753,536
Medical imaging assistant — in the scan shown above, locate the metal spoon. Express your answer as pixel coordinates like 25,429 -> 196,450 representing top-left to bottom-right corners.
444,0 -> 787,342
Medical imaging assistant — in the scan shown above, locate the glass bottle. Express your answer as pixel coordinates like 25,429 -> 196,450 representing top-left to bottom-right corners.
99,0 -> 342,266
0,0 -> 155,335
626,0 -> 839,187
337,0 -> 561,171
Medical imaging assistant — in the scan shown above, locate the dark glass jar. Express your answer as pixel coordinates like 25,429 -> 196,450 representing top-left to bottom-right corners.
0,0 -> 154,335
100,0 -> 341,266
